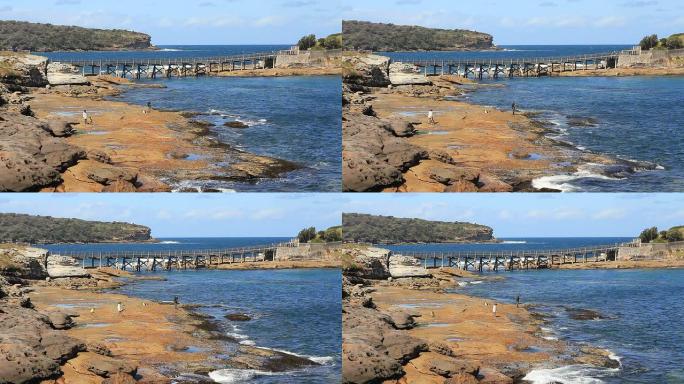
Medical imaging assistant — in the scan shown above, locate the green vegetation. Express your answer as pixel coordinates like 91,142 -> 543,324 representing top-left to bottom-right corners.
342,20 -> 494,52
639,33 -> 683,51
342,213 -> 494,244
0,20 -> 153,52
297,33 -> 342,51
0,213 -> 152,244
297,225 -> 342,244
639,225 -> 684,243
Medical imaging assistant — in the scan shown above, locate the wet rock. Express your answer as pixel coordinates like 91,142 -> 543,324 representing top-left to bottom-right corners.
567,116 -> 599,127
224,313 -> 252,321
232,345 -> 320,372
224,121 -> 249,128
86,342 -> 113,357
576,346 -> 621,369
429,341 -> 457,357
565,307 -> 609,321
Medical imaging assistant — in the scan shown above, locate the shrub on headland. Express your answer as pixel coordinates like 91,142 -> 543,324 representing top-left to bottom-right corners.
639,226 -> 684,243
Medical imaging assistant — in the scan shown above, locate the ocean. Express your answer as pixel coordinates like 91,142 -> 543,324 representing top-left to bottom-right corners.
37,45 -> 342,192
382,238 -> 684,384
383,45 -> 684,192
40,238 -> 341,384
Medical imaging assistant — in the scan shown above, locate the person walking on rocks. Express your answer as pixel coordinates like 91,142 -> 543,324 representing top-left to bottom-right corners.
492,303 -> 497,317
512,102 -> 517,115
145,101 -> 152,114
117,302 -> 124,313
428,109 -> 436,125
82,110 -> 90,125
173,296 -> 180,310
516,294 -> 521,308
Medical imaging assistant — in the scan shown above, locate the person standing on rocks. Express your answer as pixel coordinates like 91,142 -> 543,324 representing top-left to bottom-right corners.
428,109 -> 436,125
173,296 -> 180,310
512,102 -> 517,115
492,303 -> 497,317
516,295 -> 521,308
117,302 -> 124,313
82,110 -> 90,125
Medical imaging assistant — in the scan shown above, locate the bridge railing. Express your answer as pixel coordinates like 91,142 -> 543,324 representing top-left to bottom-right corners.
400,242 -> 634,260
55,50 -> 281,66
53,242 -> 293,260
394,51 -> 621,66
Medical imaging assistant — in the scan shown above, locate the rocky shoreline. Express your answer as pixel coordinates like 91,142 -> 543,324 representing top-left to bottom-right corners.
0,52 -> 316,192
0,245 -> 326,383
341,53 -> 661,192
341,246 -> 621,383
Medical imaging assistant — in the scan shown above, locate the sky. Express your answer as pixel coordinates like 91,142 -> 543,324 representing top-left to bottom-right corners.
0,194 -> 341,238
339,193 -> 684,238
341,0 -> 684,45
0,0 -> 342,45
3,193 -> 684,238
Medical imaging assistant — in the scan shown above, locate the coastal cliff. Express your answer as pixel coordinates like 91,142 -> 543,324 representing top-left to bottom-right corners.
342,213 -> 495,244
0,213 -> 152,243
0,20 -> 153,51
342,20 -> 494,51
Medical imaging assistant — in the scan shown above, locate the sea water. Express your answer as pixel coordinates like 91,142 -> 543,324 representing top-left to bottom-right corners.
382,45 -> 684,192
38,46 -> 342,192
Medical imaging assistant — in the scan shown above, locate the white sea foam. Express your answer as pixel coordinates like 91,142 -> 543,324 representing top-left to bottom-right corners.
208,369 -> 283,383
160,48 -> 183,52
239,340 -> 256,346
502,241 -> 527,244
523,364 -> 619,384
159,241 -> 180,244
532,164 -> 623,192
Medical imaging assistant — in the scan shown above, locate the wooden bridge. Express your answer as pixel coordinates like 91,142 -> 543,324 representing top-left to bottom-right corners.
393,51 -> 620,79
55,50 -> 288,79
54,243 -> 288,271
402,242 -> 636,272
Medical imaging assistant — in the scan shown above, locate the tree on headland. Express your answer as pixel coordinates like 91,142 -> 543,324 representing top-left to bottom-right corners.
639,226 -> 659,243
297,33 -> 341,51
297,34 -> 317,51
297,227 -> 317,243
639,34 -> 659,50
296,226 -> 342,243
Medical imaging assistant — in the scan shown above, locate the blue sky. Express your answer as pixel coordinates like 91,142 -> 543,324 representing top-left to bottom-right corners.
0,0 -> 341,45
340,193 -> 684,238
342,0 -> 684,44
2,194 -> 684,238
0,194 -> 341,238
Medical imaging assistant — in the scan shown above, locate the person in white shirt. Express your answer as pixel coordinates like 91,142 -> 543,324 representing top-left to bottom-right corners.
82,110 -> 89,125
428,109 -> 436,125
